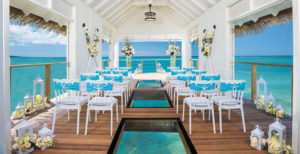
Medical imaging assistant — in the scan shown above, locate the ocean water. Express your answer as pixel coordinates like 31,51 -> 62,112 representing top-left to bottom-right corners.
10,56 -> 292,115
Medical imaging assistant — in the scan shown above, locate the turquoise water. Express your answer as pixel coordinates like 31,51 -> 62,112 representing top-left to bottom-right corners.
10,56 -> 292,115
131,100 -> 169,108
235,56 -> 292,115
117,131 -> 186,154
136,80 -> 163,88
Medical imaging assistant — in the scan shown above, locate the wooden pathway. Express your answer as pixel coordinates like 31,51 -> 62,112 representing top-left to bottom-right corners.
32,81 -> 292,154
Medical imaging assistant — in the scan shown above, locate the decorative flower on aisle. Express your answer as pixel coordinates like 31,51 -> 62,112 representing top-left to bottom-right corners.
201,25 -> 216,56
166,41 -> 180,56
82,23 -> 100,57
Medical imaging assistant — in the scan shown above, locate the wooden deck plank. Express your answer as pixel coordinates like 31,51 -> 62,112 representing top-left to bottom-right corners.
31,81 -> 292,154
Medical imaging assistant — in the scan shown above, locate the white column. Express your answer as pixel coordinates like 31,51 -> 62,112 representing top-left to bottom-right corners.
292,0 -> 300,153
0,0 -> 11,153
182,34 -> 191,68
113,39 -> 119,67
97,41 -> 103,69
109,40 -> 114,67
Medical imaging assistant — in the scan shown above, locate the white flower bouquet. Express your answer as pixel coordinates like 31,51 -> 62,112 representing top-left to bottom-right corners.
166,42 -> 180,56
201,25 -> 216,56
83,23 -> 100,57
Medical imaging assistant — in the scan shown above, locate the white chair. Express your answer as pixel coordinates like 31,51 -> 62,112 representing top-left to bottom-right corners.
211,80 -> 246,133
103,75 -> 126,114
182,81 -> 216,135
174,75 -> 197,113
52,79 -> 89,135
84,80 -> 118,136
80,73 -> 100,96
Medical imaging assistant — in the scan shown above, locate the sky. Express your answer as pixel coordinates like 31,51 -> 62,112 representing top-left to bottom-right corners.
10,22 -> 293,57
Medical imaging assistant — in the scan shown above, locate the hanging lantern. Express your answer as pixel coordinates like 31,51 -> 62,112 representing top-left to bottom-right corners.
24,94 -> 34,114
33,77 -> 45,111
276,103 -> 285,119
268,118 -> 286,154
256,76 -> 267,110
36,124 -> 54,150
13,117 -> 34,154
250,125 -> 264,150
266,93 -> 276,116
12,103 -> 25,119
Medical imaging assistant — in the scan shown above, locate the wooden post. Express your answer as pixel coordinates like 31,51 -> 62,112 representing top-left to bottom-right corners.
102,61 -> 104,69
291,67 -> 293,114
155,60 -> 158,72
107,60 -> 109,68
141,60 -> 143,73
191,59 -> 193,68
251,64 -> 257,102
45,64 -> 51,102
197,60 -> 199,70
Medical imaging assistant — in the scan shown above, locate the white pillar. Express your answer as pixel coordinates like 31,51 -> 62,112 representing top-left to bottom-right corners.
182,34 -> 191,68
97,40 -> 103,69
0,0 -> 11,153
113,39 -> 119,67
109,40 -> 114,67
292,0 -> 300,153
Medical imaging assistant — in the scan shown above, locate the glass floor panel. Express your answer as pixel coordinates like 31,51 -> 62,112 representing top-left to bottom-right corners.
128,90 -> 172,108
108,118 -> 196,154
136,80 -> 163,88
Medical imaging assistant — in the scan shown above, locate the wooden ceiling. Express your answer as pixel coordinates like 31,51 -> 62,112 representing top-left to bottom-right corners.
81,0 -> 220,27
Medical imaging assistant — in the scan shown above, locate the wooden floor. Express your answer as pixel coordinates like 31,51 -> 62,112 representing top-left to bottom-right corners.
34,81 -> 292,154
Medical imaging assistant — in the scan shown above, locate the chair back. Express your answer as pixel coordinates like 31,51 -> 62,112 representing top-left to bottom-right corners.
220,80 -> 245,101
171,70 -> 186,75
190,81 -> 216,93
191,70 -> 206,75
183,67 -> 196,72
103,74 -> 123,83
113,70 -> 128,76
177,75 -> 196,81
167,67 -> 180,72
53,79 -> 81,105
96,70 -> 111,76
80,73 -> 99,81
201,74 -> 220,81
86,80 -> 113,93
119,67 -> 133,72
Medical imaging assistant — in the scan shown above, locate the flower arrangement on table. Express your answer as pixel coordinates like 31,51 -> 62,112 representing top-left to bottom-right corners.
83,23 -> 100,57
257,95 -> 266,109
166,41 -> 180,67
12,130 -> 34,152
201,25 -> 216,56
266,101 -> 276,116
121,37 -> 135,68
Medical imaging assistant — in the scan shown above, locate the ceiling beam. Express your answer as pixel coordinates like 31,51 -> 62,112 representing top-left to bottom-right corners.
132,0 -> 169,6
113,6 -> 137,26
169,0 -> 196,19
163,7 -> 189,24
86,0 -> 95,5
168,4 -> 192,21
109,4 -> 132,23
177,0 -> 201,17
188,0 -> 208,12
99,0 -> 121,16
93,0 -> 110,12
105,0 -> 131,19
157,8 -> 186,27
205,0 -> 218,6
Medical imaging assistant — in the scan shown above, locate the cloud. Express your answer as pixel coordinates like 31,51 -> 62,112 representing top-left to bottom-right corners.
9,24 -> 66,46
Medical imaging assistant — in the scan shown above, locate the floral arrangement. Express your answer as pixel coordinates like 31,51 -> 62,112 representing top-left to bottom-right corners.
201,25 -> 216,56
166,41 -> 180,67
268,132 -> 293,154
25,102 -> 35,114
276,109 -> 285,119
12,130 -> 34,152
266,101 -> 276,116
12,109 -> 25,119
35,95 -> 49,108
257,95 -> 266,109
83,23 -> 100,57
35,135 -> 55,149
121,37 -> 135,68
251,136 -> 259,147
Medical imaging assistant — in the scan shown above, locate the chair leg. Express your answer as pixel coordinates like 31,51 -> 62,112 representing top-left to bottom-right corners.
77,108 -> 81,135
209,110 -> 211,121
189,107 -> 192,135
202,110 -> 205,121
111,107 -> 113,136
67,109 -> 70,121
241,107 -> 246,133
182,101 -> 185,121
212,108 -> 216,134
219,108 -> 222,134
121,95 -> 123,114
52,106 -> 57,134
228,109 -> 231,120
116,101 -> 119,122
85,106 -> 90,136
95,110 -> 97,122
176,94 -> 179,114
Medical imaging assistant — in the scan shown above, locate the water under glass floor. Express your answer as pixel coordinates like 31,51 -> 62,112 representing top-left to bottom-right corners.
136,80 -> 163,88
108,118 -> 196,154
128,90 -> 172,108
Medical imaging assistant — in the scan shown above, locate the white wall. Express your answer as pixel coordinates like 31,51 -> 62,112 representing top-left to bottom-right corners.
0,0 -> 11,153
197,1 -> 234,80
68,1 -> 109,78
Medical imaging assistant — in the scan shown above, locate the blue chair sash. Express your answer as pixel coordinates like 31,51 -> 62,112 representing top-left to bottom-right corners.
86,82 -> 113,92
54,81 -> 80,91
191,70 -> 206,75
96,70 -> 111,75
80,74 -> 99,81
190,82 -> 216,92
177,75 -> 196,81
104,75 -> 123,82
183,68 -> 195,72
220,81 -> 246,92
201,75 -> 220,81
113,70 -> 128,76
171,70 -> 186,75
